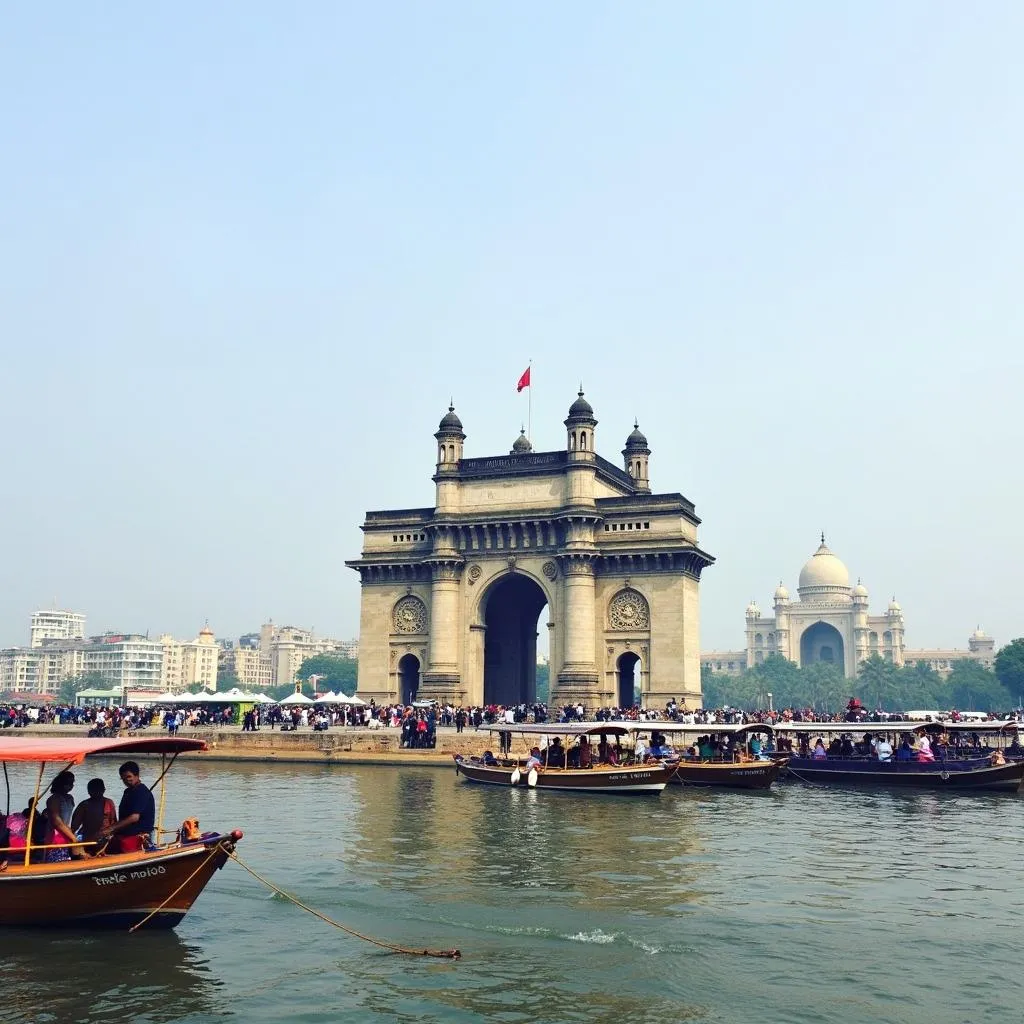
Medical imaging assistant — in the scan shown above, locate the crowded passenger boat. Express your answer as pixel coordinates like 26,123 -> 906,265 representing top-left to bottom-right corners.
453,722 -> 674,794
0,736 -> 242,928
773,721 -> 1024,792
641,722 -> 785,789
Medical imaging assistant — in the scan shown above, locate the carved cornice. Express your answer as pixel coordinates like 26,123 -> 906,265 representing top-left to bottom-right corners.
556,552 -> 596,577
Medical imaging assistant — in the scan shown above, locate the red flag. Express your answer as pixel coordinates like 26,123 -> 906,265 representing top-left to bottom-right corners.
516,366 -> 531,392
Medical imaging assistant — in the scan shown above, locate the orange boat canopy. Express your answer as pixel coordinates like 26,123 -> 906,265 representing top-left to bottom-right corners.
0,736 -> 208,765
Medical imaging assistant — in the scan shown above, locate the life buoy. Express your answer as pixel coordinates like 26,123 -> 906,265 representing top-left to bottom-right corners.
510,767 -> 521,785
527,768 -> 538,788
940,771 -> 950,782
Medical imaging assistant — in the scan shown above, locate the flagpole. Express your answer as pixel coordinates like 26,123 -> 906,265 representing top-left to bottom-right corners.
527,359 -> 532,444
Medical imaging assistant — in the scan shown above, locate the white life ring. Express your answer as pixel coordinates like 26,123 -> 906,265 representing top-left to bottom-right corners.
527,768 -> 538,788
940,771 -> 950,782
510,767 -> 521,785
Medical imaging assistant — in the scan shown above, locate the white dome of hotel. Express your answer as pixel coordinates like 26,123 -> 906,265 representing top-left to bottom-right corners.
797,535 -> 851,600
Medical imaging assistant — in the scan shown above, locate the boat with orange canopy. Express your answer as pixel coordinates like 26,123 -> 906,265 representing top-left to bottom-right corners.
0,735 -> 242,929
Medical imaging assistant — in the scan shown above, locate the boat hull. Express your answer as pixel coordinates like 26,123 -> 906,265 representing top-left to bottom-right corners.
783,757 -> 1024,792
670,759 -> 782,789
0,833 -> 239,929
454,757 -> 670,794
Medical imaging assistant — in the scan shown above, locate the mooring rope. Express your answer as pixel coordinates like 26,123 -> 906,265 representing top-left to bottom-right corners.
226,848 -> 462,959
129,842 -> 226,933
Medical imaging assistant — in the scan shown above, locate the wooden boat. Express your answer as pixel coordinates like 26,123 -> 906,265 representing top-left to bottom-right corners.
773,721 -> 1024,793
647,722 -> 784,789
0,736 -> 242,928
454,723 -> 673,794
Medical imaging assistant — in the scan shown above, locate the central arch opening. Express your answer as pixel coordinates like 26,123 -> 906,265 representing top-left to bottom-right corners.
800,622 -> 845,671
482,574 -> 548,706
617,652 -> 640,708
398,653 -> 420,706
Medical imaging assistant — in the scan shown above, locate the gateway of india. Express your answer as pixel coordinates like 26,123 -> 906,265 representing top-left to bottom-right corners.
347,390 -> 714,710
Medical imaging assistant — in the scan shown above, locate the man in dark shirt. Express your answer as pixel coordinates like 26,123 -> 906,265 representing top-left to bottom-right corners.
98,760 -> 155,854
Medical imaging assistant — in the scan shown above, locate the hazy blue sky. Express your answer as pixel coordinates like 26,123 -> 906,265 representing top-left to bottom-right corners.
2,2 -> 1021,653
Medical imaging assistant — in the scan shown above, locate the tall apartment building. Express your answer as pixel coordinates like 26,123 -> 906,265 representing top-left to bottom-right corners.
159,627 -> 218,692
258,622 -> 355,687
81,634 -> 163,691
30,609 -> 86,648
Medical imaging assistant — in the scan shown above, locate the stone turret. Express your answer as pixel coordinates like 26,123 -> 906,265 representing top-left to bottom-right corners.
622,421 -> 650,493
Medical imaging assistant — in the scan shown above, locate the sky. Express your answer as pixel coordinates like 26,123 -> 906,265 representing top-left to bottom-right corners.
1,2 -> 1022,653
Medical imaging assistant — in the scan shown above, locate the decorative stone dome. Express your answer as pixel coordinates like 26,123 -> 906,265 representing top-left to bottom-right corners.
797,535 -> 851,598
745,600 -> 760,619
773,581 -> 790,603
625,421 -> 648,449
511,429 -> 532,454
972,626 -> 987,640
888,596 -> 902,614
438,404 -> 463,432
567,388 -> 594,419
852,578 -> 869,599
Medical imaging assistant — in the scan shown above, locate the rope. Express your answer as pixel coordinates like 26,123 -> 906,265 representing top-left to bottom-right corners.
128,842 -> 225,933
225,849 -> 461,959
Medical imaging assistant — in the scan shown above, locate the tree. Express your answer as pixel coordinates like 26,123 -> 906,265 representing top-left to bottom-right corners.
535,663 -> 549,703
296,654 -> 358,694
857,655 -> 900,711
947,659 -> 1013,713
59,671 -> 109,704
995,639 -> 1024,697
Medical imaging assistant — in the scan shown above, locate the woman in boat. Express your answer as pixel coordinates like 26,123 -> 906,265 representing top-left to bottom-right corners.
45,771 -> 88,862
915,735 -> 936,762
812,738 -> 827,759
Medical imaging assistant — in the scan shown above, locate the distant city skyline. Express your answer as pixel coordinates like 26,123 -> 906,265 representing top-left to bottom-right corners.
2,4 -> 1021,653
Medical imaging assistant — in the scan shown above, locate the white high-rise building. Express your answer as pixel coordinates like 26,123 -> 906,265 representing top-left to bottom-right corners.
30,609 -> 86,648
159,627 -> 219,692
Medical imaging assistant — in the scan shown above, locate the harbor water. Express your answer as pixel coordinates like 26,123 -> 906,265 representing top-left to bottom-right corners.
2,760 -> 1022,1024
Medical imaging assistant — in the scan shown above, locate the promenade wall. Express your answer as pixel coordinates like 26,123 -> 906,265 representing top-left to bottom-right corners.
4,726 -> 519,766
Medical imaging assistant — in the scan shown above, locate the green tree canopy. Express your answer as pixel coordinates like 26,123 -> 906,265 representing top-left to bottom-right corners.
948,659 -> 1013,712
59,671 -> 110,704
296,654 -> 357,695
995,639 -> 1024,696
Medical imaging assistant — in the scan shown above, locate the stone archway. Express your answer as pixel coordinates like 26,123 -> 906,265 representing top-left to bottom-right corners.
398,653 -> 420,705
616,652 -> 640,708
481,574 -> 548,706
800,622 -> 845,669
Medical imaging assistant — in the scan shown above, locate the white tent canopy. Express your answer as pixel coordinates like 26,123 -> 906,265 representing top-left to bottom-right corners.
279,691 -> 314,705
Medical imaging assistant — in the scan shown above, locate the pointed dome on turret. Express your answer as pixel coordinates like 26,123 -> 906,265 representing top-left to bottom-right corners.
774,581 -> 790,604
511,428 -> 532,455
567,387 -> 594,421
625,421 -> 648,449
437,404 -> 463,433
888,596 -> 902,614
852,578 -> 868,600
746,599 -> 760,620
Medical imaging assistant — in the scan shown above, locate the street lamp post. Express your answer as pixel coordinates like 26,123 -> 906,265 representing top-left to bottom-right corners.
767,692 -> 773,713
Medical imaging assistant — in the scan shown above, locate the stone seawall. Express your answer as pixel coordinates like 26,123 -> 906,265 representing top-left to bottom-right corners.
4,726 -> 514,767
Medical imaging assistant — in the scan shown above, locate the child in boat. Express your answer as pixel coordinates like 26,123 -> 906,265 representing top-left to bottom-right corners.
71,778 -> 117,851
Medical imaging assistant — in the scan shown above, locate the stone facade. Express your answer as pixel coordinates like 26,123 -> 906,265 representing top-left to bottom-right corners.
347,392 -> 714,710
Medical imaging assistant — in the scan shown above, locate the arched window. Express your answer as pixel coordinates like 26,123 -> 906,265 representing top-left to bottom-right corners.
570,432 -> 576,450
580,432 -> 587,450
869,631 -> 878,650
754,633 -> 764,648
627,463 -> 634,477
448,444 -> 455,461
439,447 -> 446,463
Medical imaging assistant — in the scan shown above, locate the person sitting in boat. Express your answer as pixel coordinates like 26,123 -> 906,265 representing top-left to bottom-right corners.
97,761 -> 156,854
827,736 -> 842,758
875,736 -> 893,762
1006,734 -> 1024,757
812,738 -> 827,759
525,747 -> 543,771
839,735 -> 855,758
915,735 -> 936,762
854,734 -> 873,758
578,737 -> 593,769
546,737 -> 566,768
991,749 -> 1007,766
71,778 -> 117,852
481,750 -> 499,767
896,736 -> 915,761
43,771 -> 88,862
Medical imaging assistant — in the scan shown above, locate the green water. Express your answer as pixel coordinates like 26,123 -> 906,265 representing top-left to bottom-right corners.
1,761 -> 1020,1023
